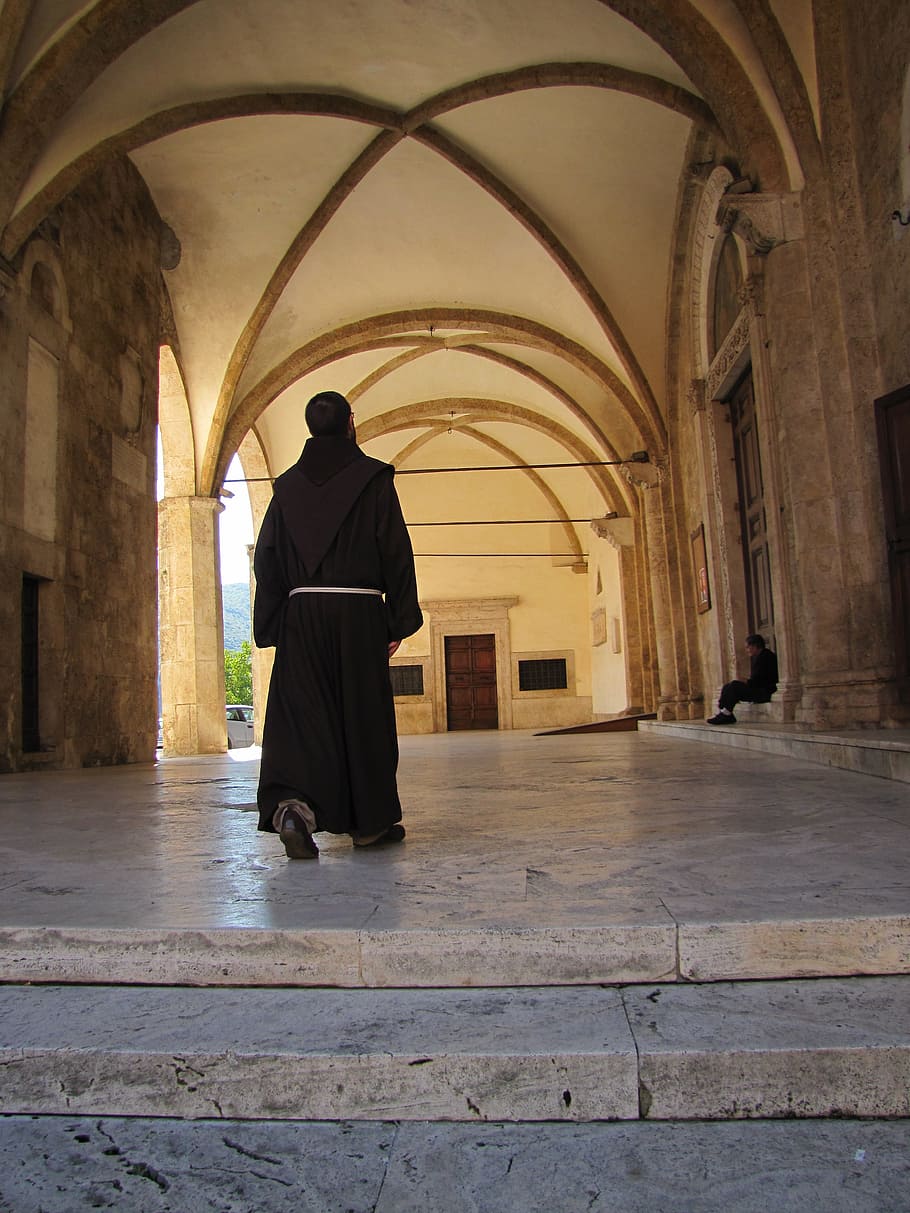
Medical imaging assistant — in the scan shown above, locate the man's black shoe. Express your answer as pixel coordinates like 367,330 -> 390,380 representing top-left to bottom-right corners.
353,824 -> 406,848
707,712 -> 736,725
279,805 -> 319,859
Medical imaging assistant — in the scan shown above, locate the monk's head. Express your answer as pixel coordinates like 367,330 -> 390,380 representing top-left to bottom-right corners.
305,391 -> 354,438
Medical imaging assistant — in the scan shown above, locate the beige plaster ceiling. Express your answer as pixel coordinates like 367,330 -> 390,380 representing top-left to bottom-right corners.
0,0 -> 816,551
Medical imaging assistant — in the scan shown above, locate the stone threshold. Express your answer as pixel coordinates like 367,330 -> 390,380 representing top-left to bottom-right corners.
638,719 -> 910,783
2,914 -> 908,987
0,976 -> 908,1122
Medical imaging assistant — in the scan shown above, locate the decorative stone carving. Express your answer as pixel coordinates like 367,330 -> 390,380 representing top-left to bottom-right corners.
687,379 -> 706,415
738,273 -> 765,315
714,192 -> 804,256
690,166 -> 735,377
706,307 -> 751,401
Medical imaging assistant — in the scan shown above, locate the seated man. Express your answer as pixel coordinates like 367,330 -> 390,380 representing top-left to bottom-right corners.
707,633 -> 778,725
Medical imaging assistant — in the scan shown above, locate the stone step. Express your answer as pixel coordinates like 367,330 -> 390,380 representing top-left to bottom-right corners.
639,719 -> 910,783
2,914 -> 908,988
1,976 -> 909,1123
1,1114 -> 909,1212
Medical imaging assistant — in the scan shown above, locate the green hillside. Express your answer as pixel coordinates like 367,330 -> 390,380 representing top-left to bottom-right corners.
222,582 -> 251,652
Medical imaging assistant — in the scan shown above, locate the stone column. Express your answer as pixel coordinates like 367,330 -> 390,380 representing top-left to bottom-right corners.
158,495 -> 227,755
634,465 -> 694,721
248,541 -> 274,745
716,187 -> 898,725
590,515 -> 651,713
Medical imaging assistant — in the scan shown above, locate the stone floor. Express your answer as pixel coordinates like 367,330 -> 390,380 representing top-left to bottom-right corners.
0,728 -> 909,1210
1,727 -> 908,936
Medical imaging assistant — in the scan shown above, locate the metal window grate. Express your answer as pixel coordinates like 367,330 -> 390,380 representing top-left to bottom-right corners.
518,658 -> 567,691
390,664 -> 424,697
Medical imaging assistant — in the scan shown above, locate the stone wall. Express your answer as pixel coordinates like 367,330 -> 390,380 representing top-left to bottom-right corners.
0,157 -> 163,771
836,0 -> 910,396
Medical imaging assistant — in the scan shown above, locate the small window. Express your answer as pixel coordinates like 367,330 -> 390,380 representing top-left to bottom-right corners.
518,658 -> 567,692
390,665 -> 424,696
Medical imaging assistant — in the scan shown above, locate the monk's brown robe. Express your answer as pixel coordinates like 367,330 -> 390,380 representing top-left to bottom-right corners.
254,436 -> 422,836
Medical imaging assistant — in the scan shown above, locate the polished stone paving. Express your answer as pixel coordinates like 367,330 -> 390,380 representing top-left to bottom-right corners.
2,730 -> 910,1209
1,728 -> 907,936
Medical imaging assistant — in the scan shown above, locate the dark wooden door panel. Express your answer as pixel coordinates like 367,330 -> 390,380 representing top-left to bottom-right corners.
445,634 -> 498,730
876,385 -> 910,694
730,373 -> 775,643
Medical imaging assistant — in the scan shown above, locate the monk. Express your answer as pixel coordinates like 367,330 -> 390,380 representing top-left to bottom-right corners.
253,390 -> 423,858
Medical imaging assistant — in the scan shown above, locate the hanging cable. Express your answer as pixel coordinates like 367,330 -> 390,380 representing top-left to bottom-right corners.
221,453 -> 648,486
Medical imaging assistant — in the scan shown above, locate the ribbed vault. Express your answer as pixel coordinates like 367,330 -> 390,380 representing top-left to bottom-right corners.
0,0 -> 821,728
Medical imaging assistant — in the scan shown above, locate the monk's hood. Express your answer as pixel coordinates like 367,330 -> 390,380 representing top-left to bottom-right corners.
273,437 -> 391,577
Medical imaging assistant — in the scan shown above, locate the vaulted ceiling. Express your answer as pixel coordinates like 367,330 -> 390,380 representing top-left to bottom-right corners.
0,0 -> 816,543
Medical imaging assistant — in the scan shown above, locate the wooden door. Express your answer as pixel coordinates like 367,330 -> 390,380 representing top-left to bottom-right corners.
729,373 -> 775,640
876,385 -> 910,698
445,634 -> 498,730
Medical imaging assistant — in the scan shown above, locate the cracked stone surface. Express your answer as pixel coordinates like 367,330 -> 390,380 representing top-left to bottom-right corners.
0,1116 -> 908,1212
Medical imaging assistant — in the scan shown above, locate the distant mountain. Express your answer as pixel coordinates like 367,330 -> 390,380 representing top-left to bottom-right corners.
222,582 -> 252,651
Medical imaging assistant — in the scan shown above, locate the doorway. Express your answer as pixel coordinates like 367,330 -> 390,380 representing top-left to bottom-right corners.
729,372 -> 775,640
876,384 -> 910,698
445,633 -> 498,730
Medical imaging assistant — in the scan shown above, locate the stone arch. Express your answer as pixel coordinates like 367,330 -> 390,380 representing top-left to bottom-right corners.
689,165 -> 736,379
389,422 -> 588,567
356,396 -> 634,516
211,309 -> 660,496
0,0 -> 797,238
157,343 -> 195,497
348,342 -> 628,466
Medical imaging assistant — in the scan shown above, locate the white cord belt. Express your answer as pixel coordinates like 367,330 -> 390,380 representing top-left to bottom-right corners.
289,586 -> 382,598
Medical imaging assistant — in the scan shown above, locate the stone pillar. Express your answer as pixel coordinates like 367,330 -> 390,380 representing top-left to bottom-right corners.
248,541 -> 274,745
716,187 -> 899,725
590,515 -> 651,713
635,465 -> 694,721
158,495 -> 227,755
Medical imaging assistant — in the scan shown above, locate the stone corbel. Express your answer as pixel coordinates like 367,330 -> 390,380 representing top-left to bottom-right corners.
621,457 -> 665,491
715,191 -> 804,255
590,516 -> 634,549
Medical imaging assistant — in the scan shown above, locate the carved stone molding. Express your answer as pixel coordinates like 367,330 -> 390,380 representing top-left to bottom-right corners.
424,597 -> 518,731
690,166 -> 735,377
687,378 -> 706,415
738,272 -> 765,315
715,192 -> 804,256
706,306 -> 751,401
422,597 -> 517,621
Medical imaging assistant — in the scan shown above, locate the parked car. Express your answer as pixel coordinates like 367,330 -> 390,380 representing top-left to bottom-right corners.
226,704 -> 254,749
